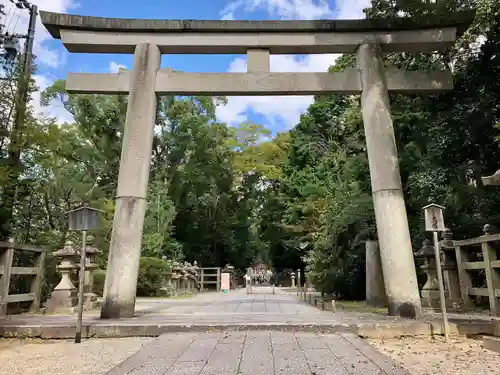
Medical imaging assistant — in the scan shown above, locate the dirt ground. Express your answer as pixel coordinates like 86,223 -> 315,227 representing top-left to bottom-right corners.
371,336 -> 500,375
0,337 -> 153,375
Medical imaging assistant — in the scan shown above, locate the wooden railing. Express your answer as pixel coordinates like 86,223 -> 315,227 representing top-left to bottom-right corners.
199,267 -> 221,292
454,230 -> 500,315
0,239 -> 46,315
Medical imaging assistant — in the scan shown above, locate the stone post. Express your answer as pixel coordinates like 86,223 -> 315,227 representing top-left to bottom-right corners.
246,267 -> 252,294
101,43 -> 161,319
357,43 -> 422,318
291,271 -> 296,288
365,239 -> 386,307
297,269 -> 301,296
46,241 -> 78,313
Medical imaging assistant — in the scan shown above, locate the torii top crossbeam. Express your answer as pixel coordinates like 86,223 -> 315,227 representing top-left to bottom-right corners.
39,11 -> 474,97
41,11 -> 473,54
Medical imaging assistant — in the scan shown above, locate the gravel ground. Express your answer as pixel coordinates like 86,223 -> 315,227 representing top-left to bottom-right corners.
370,336 -> 500,375
0,337 -> 153,375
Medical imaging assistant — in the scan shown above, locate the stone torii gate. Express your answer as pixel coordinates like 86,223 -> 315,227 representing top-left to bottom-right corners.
41,11 -> 473,319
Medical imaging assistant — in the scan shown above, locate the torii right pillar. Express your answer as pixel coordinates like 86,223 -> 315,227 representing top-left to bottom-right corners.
357,43 -> 421,318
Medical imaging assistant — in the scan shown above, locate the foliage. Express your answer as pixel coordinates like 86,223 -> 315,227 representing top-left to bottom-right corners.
136,257 -> 171,296
92,269 -> 107,296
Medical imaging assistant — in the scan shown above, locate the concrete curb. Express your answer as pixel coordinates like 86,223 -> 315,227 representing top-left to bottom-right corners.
0,319 -> 495,340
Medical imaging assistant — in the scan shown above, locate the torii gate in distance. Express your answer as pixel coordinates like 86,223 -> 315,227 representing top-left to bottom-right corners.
41,10 -> 473,319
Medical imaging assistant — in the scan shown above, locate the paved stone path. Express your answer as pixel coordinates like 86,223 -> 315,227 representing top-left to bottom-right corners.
106,331 -> 408,375
101,288 -> 408,374
2,287 -> 400,328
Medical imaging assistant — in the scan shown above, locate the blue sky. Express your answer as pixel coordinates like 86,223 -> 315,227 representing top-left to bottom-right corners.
1,0 -> 370,132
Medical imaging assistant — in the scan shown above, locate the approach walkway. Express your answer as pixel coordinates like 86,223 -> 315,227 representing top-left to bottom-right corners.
106,330 -> 409,375
101,288 -> 409,373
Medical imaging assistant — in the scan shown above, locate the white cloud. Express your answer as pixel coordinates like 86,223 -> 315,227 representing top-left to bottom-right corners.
217,0 -> 371,130
335,0 -> 371,19
220,0 -> 335,20
109,61 -> 127,73
0,0 -> 77,123
0,0 -> 78,68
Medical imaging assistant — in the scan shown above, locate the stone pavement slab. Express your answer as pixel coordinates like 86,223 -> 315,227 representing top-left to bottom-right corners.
106,331 -> 410,375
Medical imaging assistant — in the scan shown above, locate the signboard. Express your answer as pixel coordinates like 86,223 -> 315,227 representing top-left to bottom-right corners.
221,272 -> 230,291
423,203 -> 445,232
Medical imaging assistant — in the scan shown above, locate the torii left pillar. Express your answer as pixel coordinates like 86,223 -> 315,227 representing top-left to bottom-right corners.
101,43 -> 160,318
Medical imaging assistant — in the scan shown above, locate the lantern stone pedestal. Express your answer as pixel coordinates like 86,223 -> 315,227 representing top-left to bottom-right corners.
45,241 -> 79,313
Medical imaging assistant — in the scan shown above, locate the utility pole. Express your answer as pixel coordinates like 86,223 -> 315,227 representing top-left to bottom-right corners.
0,1 -> 37,240
13,2 -> 37,139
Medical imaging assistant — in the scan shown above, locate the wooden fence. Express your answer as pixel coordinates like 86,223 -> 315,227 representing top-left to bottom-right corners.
454,229 -> 500,315
0,239 -> 46,315
199,267 -> 221,292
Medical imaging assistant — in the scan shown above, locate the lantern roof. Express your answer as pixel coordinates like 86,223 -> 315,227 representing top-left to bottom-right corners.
422,203 -> 445,210
65,202 -> 104,215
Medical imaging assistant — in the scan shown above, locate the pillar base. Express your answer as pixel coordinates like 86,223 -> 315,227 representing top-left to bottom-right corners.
100,298 -> 135,319
387,299 -> 423,319
366,296 -> 387,308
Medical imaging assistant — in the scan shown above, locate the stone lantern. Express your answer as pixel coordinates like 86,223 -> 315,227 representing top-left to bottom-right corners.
414,239 -> 442,309
160,258 -> 174,297
185,262 -> 194,292
192,261 -> 200,292
181,262 -> 189,295
171,261 -> 182,296
46,241 -> 78,313
290,271 -> 296,288
439,228 -> 462,310
83,235 -> 100,309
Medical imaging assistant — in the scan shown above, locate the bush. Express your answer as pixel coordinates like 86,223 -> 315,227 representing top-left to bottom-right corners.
137,257 -> 171,296
93,269 -> 107,296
